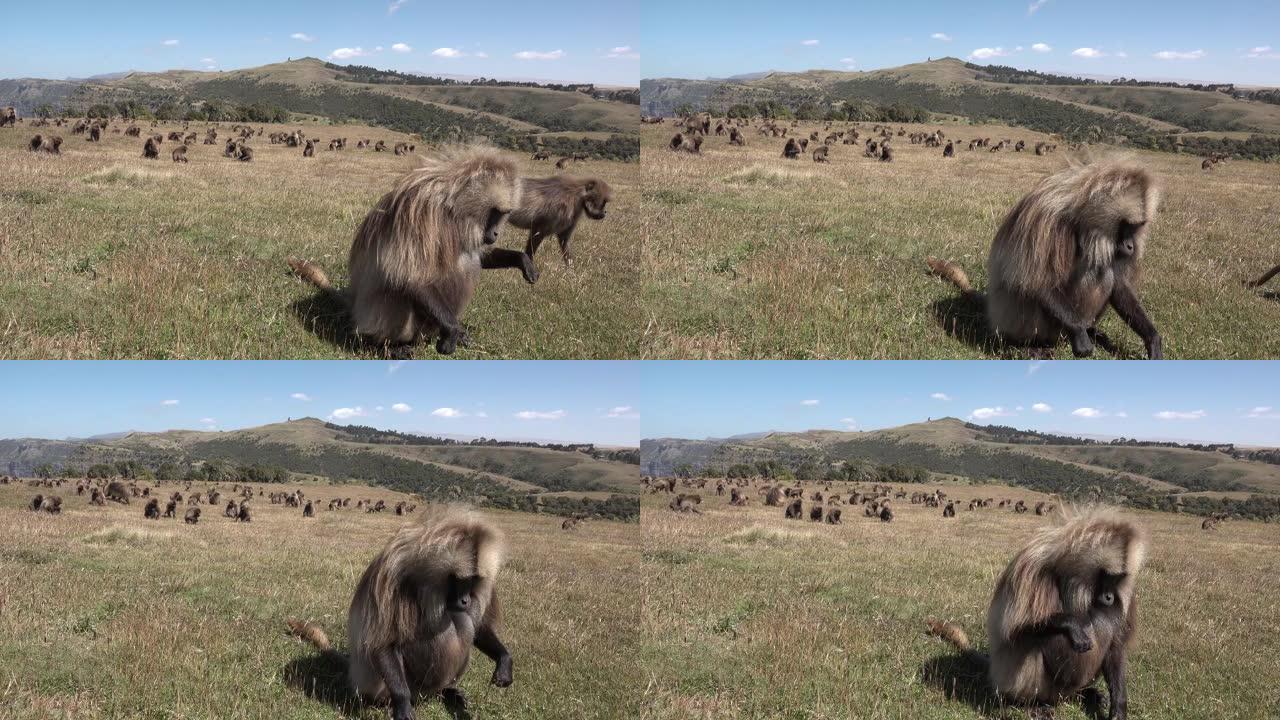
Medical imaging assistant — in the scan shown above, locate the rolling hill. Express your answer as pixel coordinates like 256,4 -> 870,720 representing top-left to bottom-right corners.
642,418 -> 1280,519
0,57 -> 639,160
641,57 -> 1280,159
1,418 -> 639,520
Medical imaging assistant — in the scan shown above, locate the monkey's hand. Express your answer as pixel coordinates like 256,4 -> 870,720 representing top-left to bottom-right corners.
1068,627 -> 1093,654
1146,334 -> 1163,360
1069,329 -> 1094,358
491,657 -> 513,687
520,254 -> 539,284
435,327 -> 462,355
391,699 -> 416,720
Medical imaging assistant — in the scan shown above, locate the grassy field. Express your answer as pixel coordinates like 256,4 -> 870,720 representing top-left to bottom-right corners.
640,122 -> 1280,358
0,479 -> 641,719
639,480 -> 1280,719
0,120 -> 639,359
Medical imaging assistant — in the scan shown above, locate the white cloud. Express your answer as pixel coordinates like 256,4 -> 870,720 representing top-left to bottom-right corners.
432,47 -> 464,58
969,47 -> 1012,60
388,0 -> 408,14
1115,51 -> 1129,58
1153,49 -> 1205,61
839,417 -> 858,430
839,57 -> 856,68
1115,411 -> 1128,418
475,411 -> 489,418
386,361 -> 405,374
514,49 -> 565,60
1245,46 -> 1280,60
391,43 -> 412,53
1072,407 -> 1104,418
1032,402 -> 1053,413
474,51 -> 489,58
375,406 -> 384,412
801,39 -> 820,46
1154,409 -> 1206,420
375,46 -> 383,52
328,407 -> 367,420
1028,0 -> 1050,15
290,393 -> 311,401
515,409 -> 566,420
290,32 -> 314,42
1072,47 -> 1106,59
1027,361 -> 1044,375
199,417 -> 216,425
200,57 -> 217,68
605,406 -> 638,419
1245,406 -> 1280,419
801,399 -> 820,406
969,406 -> 1014,420
432,407 -> 464,418
931,33 -> 952,42
391,403 -> 412,413
329,47 -> 373,60
1032,43 -> 1052,53
162,39 -> 179,47
606,45 -> 639,59
930,392 -> 951,401
161,399 -> 179,406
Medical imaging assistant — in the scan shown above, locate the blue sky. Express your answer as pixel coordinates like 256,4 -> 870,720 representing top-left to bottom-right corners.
0,362 -> 640,446
0,0 -> 638,85
642,0 -> 1280,86
641,362 -> 1280,446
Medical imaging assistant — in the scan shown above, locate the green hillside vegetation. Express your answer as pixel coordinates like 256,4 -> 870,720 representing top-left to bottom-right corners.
2,419 -> 639,521
642,419 -> 1280,521
3,58 -> 639,161
641,58 -> 1280,160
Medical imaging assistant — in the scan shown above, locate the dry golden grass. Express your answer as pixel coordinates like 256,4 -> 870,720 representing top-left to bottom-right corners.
640,122 -> 1280,358
640,479 -> 1280,719
0,120 -> 639,359
0,479 -> 640,719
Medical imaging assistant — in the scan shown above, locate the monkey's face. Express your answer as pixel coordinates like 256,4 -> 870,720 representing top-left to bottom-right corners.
583,181 -> 612,220
447,574 -> 485,616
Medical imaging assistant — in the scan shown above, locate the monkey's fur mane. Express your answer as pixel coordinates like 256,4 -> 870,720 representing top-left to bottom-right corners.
992,507 -> 1146,637
351,145 -> 520,289
991,157 -> 1161,295
357,505 -> 505,654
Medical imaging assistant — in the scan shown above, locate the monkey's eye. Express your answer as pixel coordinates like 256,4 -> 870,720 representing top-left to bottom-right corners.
1097,591 -> 1115,606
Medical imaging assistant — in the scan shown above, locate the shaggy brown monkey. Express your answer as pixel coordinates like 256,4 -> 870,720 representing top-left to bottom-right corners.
943,140 -> 954,158
927,509 -> 1146,719
561,517 -> 581,530
88,125 -> 102,142
105,480 -> 130,504
943,501 -> 955,517
555,157 -> 571,169
765,487 -> 784,506
809,505 -> 824,521
825,507 -> 842,524
184,507 -> 201,524
30,494 -> 44,512
286,146 -> 531,356
728,127 -> 744,146
782,138 -> 800,159
879,504 -> 894,522
141,136 -> 161,159
225,500 -> 239,517
287,618 -> 332,650
927,160 -> 1163,358
29,135 -> 62,155
172,145 -> 188,163
812,145 -> 830,163
0,106 -> 15,127
670,494 -> 702,513
669,133 -> 702,154
784,498 -> 803,519
506,175 -> 611,272
90,487 -> 106,505
165,499 -> 177,518
303,140 -> 315,157
290,507 -> 512,719
237,501 -> 252,522
236,145 -> 254,162
531,150 -> 549,160
1246,264 -> 1280,288
303,500 -> 314,517
880,142 -> 894,162
144,498 -> 161,519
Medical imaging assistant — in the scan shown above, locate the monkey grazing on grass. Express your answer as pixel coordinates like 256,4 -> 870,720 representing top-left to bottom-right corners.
927,509 -> 1146,719
288,507 -> 512,720
287,146 -> 537,357
927,159 -> 1163,359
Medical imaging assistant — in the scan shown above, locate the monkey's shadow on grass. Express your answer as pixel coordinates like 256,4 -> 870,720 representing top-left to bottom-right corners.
929,294 -> 1008,358
289,291 -> 364,354
283,652 -> 473,720
919,652 -> 1108,720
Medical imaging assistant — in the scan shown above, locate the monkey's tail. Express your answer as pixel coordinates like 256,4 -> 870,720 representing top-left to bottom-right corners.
1246,263 -> 1280,289
925,618 -> 973,653
288,256 -> 348,303
925,257 -> 977,297
286,618 -> 334,653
